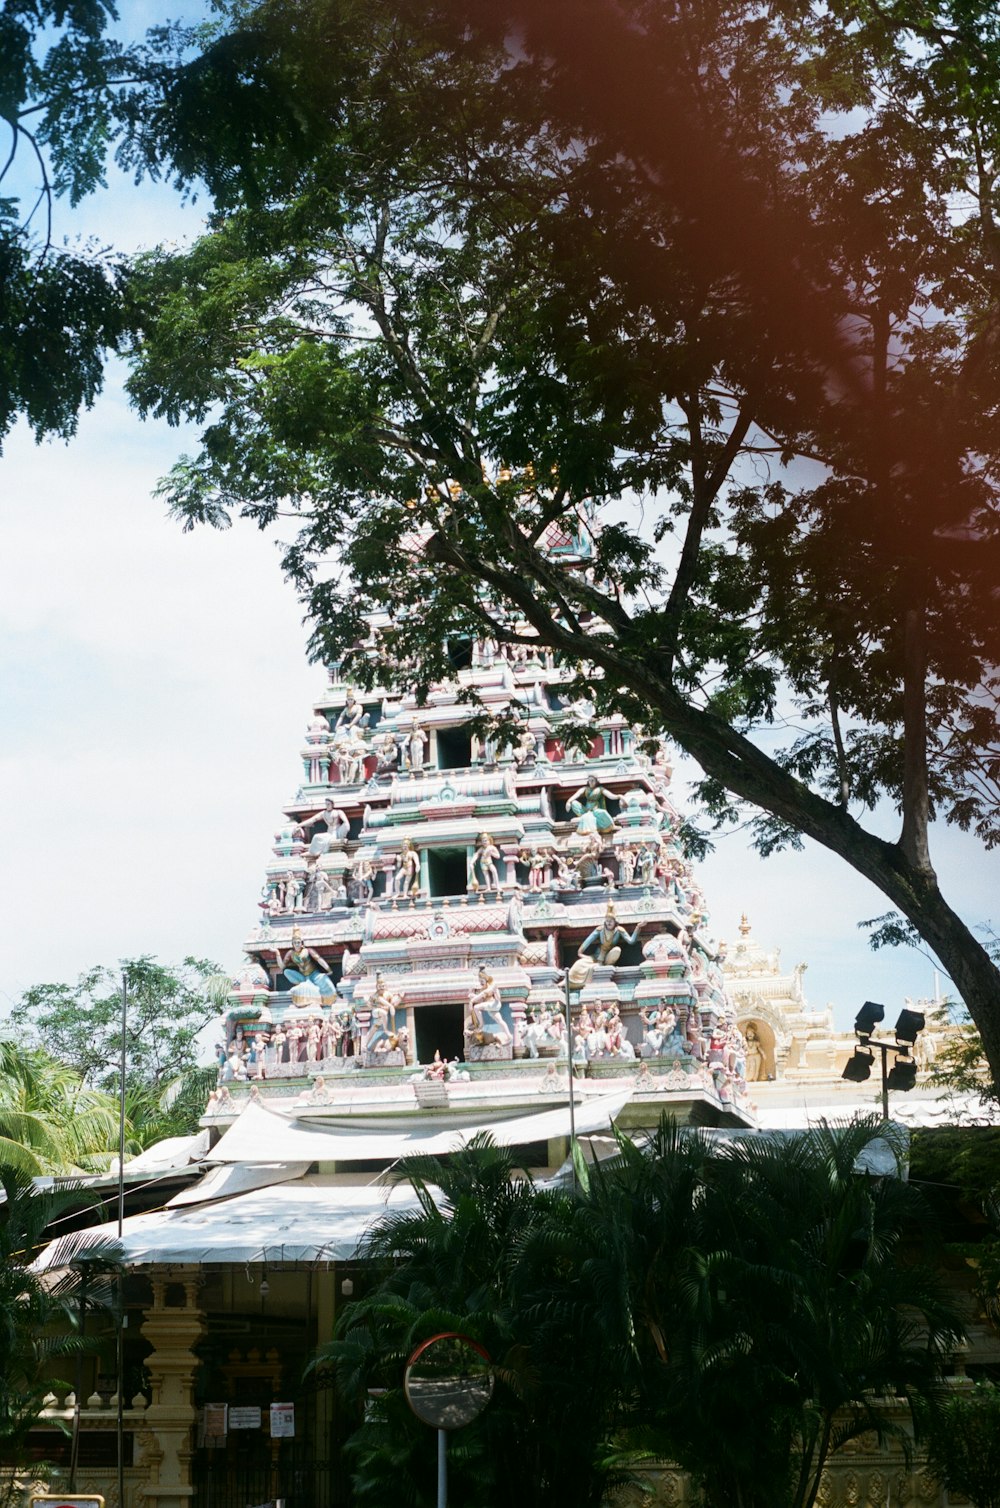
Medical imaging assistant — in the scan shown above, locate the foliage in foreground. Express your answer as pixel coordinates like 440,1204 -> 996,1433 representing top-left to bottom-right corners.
318,1118 -> 962,1508
0,1170 -> 120,1503
918,1383 -> 1000,1508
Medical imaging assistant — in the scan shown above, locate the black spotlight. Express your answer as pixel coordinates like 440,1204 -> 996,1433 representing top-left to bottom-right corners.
842,1047 -> 874,1083
853,1001 -> 886,1039
886,1056 -> 918,1092
894,1009 -> 925,1044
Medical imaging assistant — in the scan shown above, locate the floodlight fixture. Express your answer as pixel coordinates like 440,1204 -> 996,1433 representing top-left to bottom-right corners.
842,1047 -> 874,1083
886,1056 -> 918,1092
894,1009 -> 926,1044
854,1000 -> 886,1038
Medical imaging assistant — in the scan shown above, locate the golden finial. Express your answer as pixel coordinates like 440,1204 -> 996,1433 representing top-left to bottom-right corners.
739,913 -> 751,936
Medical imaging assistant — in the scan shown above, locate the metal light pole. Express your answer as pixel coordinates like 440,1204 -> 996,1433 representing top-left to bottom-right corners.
563,966 -> 578,1193
841,1002 -> 925,1119
117,971 -> 128,1508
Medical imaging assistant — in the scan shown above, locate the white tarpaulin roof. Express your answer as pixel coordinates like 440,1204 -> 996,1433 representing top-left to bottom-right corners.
205,1089 -> 634,1166
34,1089 -> 632,1271
35,1178 -> 427,1269
166,1161 -> 311,1208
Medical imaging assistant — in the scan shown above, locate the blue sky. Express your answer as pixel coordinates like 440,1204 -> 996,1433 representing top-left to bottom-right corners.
0,5 -> 992,1033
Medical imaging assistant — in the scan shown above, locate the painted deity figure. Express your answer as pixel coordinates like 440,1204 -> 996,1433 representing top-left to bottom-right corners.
282,872 -> 305,913
636,844 -> 657,887
351,853 -> 375,904
550,849 -> 578,890
514,726 -> 536,765
567,774 -> 620,834
374,731 -> 400,775
466,967 -> 511,1043
303,866 -> 331,913
276,928 -> 338,1005
575,832 -> 615,889
404,717 -> 429,772
365,974 -> 403,1053
618,844 -> 638,886
578,904 -> 644,968
520,844 -> 548,892
335,729 -> 368,785
742,1025 -> 766,1085
300,798 -> 350,855
471,831 -> 501,891
392,836 -> 421,897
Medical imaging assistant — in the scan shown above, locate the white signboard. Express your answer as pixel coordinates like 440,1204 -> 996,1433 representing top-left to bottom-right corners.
270,1401 -> 295,1438
203,1403 -> 228,1439
229,1405 -> 262,1430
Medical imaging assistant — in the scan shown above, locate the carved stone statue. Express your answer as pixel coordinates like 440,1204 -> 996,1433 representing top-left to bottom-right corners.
521,844 -> 548,892
575,833 -> 614,889
335,729 -> 368,785
304,865 -> 335,913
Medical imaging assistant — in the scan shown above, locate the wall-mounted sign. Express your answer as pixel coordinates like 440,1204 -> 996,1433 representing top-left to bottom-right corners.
229,1405 -> 262,1430
269,1401 -> 295,1438
203,1403 -> 228,1439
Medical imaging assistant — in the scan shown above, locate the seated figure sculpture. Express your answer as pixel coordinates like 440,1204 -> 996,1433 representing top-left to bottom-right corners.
300,798 -> 350,856
275,928 -> 337,1006
568,774 -> 620,834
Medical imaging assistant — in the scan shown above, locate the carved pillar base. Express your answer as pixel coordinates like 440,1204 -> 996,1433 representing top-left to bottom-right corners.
138,1267 -> 204,1508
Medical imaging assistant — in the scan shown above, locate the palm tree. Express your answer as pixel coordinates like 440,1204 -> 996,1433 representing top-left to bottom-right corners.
0,1168 -> 120,1508
316,1135 -> 632,1508
605,1116 -> 964,1508
0,1041 -> 124,1174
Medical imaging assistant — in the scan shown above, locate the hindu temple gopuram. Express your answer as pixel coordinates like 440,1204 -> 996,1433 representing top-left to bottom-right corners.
210,611 -> 759,1130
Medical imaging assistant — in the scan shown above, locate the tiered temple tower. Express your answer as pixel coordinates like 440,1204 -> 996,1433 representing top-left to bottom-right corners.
214,574 -> 756,1128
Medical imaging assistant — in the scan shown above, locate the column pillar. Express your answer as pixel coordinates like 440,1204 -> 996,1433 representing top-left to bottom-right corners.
137,1267 -> 204,1508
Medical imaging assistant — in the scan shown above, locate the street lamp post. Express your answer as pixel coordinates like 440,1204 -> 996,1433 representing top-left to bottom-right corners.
841,1001 -> 925,1119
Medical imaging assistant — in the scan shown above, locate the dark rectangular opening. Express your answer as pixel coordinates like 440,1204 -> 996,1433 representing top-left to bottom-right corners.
437,726 -> 472,770
427,847 -> 468,899
415,1002 -> 466,1064
447,637 -> 474,670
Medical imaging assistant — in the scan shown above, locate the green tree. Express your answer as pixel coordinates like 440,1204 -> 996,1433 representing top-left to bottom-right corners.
11,955 -> 223,1141
125,0 -> 1000,1082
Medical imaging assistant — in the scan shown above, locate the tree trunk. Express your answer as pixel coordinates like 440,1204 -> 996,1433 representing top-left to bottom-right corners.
627,675 -> 1000,1083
